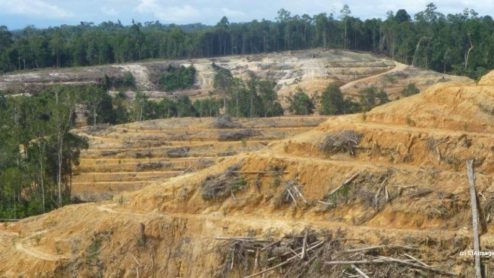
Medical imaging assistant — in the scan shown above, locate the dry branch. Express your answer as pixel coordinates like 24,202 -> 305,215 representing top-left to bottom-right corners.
378,256 -> 457,276
328,172 -> 359,196
404,253 -> 429,267
351,264 -> 370,278
342,245 -> 416,253
244,240 -> 326,278
326,256 -> 456,276
275,180 -> 307,207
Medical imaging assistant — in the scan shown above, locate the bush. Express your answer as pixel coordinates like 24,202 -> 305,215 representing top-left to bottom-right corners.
166,147 -> 190,158
359,87 -> 389,111
218,129 -> 257,141
287,89 -> 314,115
201,165 -> 246,201
320,84 -> 345,115
400,83 -> 420,97
104,72 -> 136,90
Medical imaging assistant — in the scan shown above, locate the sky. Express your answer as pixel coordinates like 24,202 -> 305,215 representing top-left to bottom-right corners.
0,0 -> 493,30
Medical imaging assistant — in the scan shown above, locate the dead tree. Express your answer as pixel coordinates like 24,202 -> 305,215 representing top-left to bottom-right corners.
412,37 -> 428,67
54,90 -> 75,207
464,34 -> 475,71
467,160 -> 482,278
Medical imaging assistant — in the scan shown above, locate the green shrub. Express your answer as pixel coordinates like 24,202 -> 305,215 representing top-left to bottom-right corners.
401,83 -> 420,97
159,65 -> 196,91
287,89 -> 315,115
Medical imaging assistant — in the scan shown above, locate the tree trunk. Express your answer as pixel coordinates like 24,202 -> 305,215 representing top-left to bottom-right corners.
38,143 -> 46,212
412,37 -> 427,67
55,91 -> 74,207
464,35 -> 474,71
467,160 -> 482,278
57,132 -> 64,207
344,20 -> 348,49
223,91 -> 227,114
236,91 -> 240,117
250,91 -> 254,118
93,105 -> 97,127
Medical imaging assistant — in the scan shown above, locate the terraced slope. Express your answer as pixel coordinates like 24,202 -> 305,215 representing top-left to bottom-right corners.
1,74 -> 493,277
340,62 -> 472,100
72,116 -> 328,201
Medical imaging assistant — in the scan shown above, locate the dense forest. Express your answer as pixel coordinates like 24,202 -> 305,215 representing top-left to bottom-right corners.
0,3 -> 493,79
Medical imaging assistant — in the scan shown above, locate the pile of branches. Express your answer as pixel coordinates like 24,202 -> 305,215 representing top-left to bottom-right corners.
100,150 -> 119,157
218,129 -> 257,141
322,170 -> 393,211
201,164 -> 247,201
320,130 -> 362,156
135,151 -> 153,158
213,115 -> 243,129
274,180 -> 308,208
136,162 -> 169,171
215,229 -> 456,278
166,147 -> 190,158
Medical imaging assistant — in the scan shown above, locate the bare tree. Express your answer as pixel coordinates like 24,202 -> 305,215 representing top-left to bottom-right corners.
464,34 -> 474,71
54,90 -> 75,207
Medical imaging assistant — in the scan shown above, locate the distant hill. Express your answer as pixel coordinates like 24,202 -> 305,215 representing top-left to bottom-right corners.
0,48 -> 471,105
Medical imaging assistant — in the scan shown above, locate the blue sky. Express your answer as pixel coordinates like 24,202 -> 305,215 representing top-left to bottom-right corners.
1,0 -> 493,30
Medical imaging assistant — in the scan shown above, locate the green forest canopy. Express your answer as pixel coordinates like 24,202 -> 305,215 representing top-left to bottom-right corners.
0,3 -> 492,79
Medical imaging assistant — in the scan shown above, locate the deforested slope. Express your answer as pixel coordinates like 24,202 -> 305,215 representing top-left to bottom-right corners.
0,49 -> 471,106
72,116 -> 328,201
0,73 -> 493,277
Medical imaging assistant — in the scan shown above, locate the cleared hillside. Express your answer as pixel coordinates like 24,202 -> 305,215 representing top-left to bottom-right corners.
0,49 -> 471,106
72,116 -> 328,202
0,71 -> 493,277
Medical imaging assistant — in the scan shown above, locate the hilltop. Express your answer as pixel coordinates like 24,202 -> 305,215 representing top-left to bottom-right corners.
0,49 -> 470,106
0,70 -> 492,277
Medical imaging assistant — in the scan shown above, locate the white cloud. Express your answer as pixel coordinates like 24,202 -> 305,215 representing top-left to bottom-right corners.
135,0 -> 201,22
4,0 -> 494,29
101,6 -> 118,17
220,8 -> 246,19
0,0 -> 72,18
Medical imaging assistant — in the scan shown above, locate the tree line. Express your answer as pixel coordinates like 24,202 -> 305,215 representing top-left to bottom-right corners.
0,87 -> 89,219
121,66 -> 285,122
0,3 -> 493,78
25,65 -> 410,128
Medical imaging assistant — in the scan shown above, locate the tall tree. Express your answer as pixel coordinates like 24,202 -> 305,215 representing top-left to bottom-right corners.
320,84 -> 345,115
